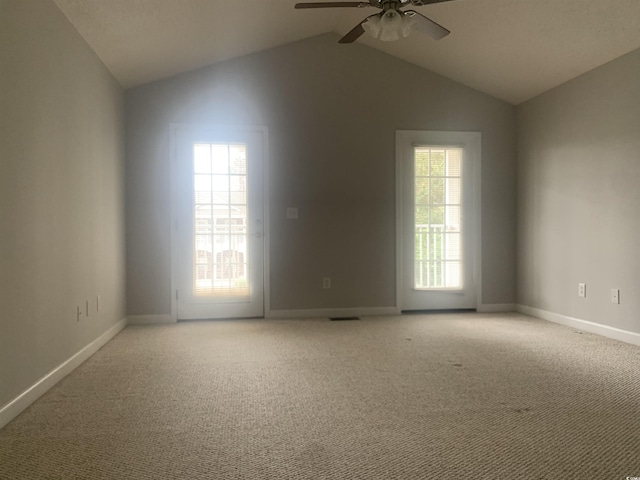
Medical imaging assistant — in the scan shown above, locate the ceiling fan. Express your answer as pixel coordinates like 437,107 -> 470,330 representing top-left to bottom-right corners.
294,0 -> 455,43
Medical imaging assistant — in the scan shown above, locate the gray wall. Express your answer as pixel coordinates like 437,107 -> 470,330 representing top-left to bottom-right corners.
517,48 -> 640,334
126,34 -> 517,315
0,0 -> 126,408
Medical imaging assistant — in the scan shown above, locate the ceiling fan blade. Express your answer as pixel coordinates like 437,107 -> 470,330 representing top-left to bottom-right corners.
405,10 -> 450,40
295,2 -> 372,8
338,19 -> 367,43
406,0 -> 456,5
338,13 -> 382,43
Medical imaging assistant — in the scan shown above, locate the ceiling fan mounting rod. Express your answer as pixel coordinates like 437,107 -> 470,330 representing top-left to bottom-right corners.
379,0 -> 403,11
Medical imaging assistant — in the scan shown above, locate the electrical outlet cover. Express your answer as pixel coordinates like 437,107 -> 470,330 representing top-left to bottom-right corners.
578,283 -> 586,298
286,207 -> 298,219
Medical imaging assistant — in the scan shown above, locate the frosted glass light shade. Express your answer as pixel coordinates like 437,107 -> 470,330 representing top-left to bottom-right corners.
362,15 -> 382,38
380,10 -> 402,41
401,14 -> 416,37
363,10 -> 415,42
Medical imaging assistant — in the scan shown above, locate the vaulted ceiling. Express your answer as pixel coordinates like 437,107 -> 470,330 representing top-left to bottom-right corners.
53,0 -> 640,105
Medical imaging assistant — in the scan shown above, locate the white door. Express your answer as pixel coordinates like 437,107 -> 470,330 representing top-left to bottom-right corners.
396,131 -> 480,311
174,125 -> 266,319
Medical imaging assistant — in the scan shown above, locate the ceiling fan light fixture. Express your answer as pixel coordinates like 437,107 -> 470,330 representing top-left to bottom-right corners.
363,9 -> 416,42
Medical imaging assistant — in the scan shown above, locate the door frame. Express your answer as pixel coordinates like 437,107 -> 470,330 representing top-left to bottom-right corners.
169,123 -> 270,321
395,130 -> 482,311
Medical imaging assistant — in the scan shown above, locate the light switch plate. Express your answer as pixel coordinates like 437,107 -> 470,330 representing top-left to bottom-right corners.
611,289 -> 620,304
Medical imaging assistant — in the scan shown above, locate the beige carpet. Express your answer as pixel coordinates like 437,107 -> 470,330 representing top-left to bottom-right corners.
1,313 -> 640,479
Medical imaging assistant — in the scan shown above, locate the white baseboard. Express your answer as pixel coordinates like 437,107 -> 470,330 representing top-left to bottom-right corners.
516,304 -> 640,347
477,303 -> 516,313
127,314 -> 176,325
267,306 -> 400,319
0,318 -> 128,431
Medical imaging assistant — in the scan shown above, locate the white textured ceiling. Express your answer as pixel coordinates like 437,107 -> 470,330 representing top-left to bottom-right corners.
53,0 -> 640,105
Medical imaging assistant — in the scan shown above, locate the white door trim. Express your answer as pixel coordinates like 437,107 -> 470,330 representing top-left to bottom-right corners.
169,123 -> 270,321
395,130 -> 482,311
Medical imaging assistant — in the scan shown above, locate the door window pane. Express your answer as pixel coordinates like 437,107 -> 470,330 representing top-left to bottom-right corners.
193,143 -> 249,297
414,147 -> 463,289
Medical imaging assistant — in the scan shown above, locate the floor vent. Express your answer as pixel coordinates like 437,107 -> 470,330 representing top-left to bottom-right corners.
330,316 -> 360,321
401,309 -> 476,315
